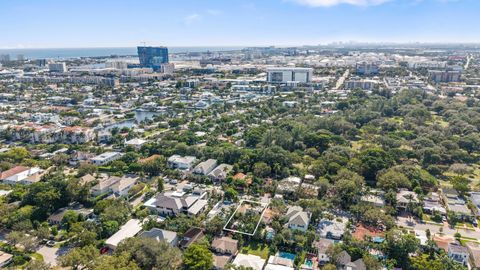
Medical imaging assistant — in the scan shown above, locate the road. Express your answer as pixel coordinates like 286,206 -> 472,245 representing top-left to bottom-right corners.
334,69 -> 350,90
465,54 -> 473,70
397,216 -> 480,239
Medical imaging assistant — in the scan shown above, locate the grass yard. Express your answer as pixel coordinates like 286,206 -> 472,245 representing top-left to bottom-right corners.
241,242 -> 270,259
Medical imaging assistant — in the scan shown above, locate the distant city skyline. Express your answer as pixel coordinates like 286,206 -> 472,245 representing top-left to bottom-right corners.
0,0 -> 479,49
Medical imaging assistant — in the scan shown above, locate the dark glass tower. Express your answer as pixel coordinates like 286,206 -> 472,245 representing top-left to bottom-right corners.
137,46 -> 169,71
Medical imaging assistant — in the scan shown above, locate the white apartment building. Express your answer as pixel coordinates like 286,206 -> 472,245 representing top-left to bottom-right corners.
267,67 -> 313,83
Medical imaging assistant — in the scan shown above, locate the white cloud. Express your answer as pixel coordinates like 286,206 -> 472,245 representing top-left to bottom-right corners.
183,13 -> 201,25
291,0 -> 391,7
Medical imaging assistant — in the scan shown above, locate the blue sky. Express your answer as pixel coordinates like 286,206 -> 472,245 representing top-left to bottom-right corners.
0,0 -> 478,48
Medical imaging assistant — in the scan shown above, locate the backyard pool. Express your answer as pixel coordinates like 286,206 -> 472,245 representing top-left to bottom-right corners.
278,252 -> 296,261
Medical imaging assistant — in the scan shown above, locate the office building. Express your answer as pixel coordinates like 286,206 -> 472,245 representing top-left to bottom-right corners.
356,62 -> 379,75
17,54 -> 25,61
266,67 -> 313,83
137,46 -> 169,71
48,62 -> 67,73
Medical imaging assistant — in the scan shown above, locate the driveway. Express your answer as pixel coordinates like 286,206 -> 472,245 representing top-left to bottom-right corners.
37,245 -> 70,266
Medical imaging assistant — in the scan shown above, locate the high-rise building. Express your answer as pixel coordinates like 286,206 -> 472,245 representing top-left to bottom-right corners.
0,54 -> 10,63
266,67 -> 313,83
35,59 -> 47,67
48,62 -> 67,73
428,70 -> 461,83
356,62 -> 379,76
17,54 -> 25,61
137,46 -> 169,71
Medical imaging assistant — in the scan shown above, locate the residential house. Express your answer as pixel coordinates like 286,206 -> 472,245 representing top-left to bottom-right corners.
139,228 -> 178,246
105,219 -> 142,250
193,159 -> 217,175
125,138 -> 147,150
285,206 -> 311,232
79,174 -> 96,185
212,237 -> 238,255
179,227 -> 204,249
90,175 -> 138,197
69,151 -> 96,166
47,205 -> 94,225
448,242 -> 469,266
336,251 -> 366,270
313,238 -> 334,265
265,253 -> 295,270
90,151 -> 122,166
276,176 -> 302,194
423,192 -> 447,215
111,176 -> 138,197
168,155 -> 197,170
317,217 -> 347,240
0,251 -> 13,268
470,192 -> 480,216
443,188 -> 473,221
232,254 -> 266,270
466,242 -> 480,269
0,166 -> 43,185
208,164 -> 233,182
144,189 -> 208,217
396,189 -> 419,210
211,237 -> 238,270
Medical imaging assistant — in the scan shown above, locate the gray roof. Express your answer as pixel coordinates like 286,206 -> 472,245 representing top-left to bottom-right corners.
152,194 -> 183,210
286,206 -> 310,226
139,228 -> 177,244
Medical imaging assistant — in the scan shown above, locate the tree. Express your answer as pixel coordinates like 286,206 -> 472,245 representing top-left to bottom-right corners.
59,245 -> 99,270
183,244 -> 214,270
384,230 -> 419,269
376,169 -> 410,191
156,177 -> 164,193
77,164 -> 98,177
331,169 -> 365,208
115,237 -> 182,270
94,252 -> 140,270
253,162 -> 271,178
451,176 -> 470,195
359,148 -> 394,181
25,260 -> 51,270
142,156 -> 166,176
363,254 -> 382,270
322,264 -> 337,270
224,187 -> 239,202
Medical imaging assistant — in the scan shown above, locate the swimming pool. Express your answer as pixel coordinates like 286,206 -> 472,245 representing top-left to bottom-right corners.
278,252 -> 296,261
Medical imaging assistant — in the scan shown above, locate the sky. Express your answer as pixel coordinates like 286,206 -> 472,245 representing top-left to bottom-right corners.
0,0 -> 479,48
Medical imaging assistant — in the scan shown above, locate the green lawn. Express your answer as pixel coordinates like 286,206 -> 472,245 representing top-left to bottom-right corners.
241,243 -> 270,259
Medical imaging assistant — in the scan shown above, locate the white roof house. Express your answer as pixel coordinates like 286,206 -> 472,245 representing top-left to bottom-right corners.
105,219 -> 142,250
125,138 -> 147,149
90,151 -> 122,165
232,254 -> 266,270
167,155 -> 197,170
193,159 -> 217,175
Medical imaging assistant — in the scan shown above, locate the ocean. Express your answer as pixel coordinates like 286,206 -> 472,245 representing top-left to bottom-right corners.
0,46 -> 245,60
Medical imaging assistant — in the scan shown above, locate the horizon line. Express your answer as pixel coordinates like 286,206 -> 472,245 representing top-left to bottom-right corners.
1,42 -> 480,50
